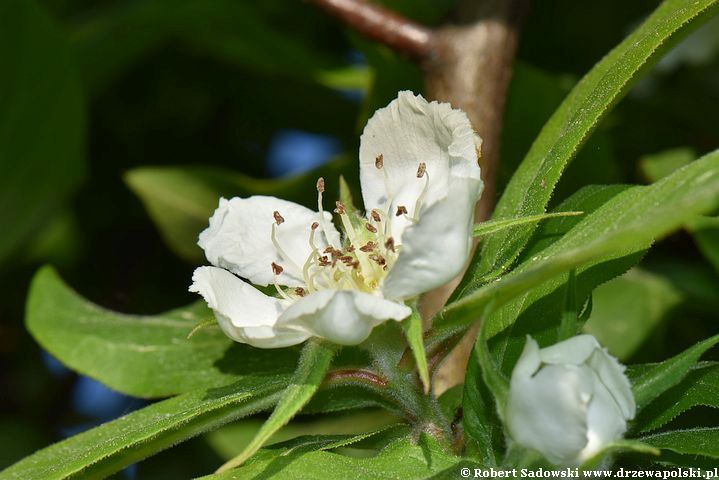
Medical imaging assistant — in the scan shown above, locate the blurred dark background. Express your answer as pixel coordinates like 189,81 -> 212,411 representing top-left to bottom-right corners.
1,0 -> 718,477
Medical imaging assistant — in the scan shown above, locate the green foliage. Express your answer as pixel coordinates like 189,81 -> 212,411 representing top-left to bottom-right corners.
640,428 -> 719,458
0,377 -> 286,480
639,147 -> 696,182
217,340 -> 337,472
402,307 -> 430,393
631,334 -> 719,411
0,0 -> 85,266
634,362 -> 719,434
204,433 -> 459,479
25,267 -> 298,397
455,0 -> 719,297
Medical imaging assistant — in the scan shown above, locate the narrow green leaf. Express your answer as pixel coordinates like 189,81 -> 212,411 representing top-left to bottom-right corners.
204,433 -> 458,480
217,340 -> 337,472
463,344 -> 503,466
475,302 -> 509,413
640,428 -> 719,458
434,150 -> 719,343
0,377 -> 286,480
557,269 -> 578,341
402,307 -> 430,393
688,216 -> 719,273
634,362 -> 719,433
0,0 -> 85,266
456,0 -> 719,296
632,334 -> 719,410
26,266 -> 298,397
472,212 -> 583,237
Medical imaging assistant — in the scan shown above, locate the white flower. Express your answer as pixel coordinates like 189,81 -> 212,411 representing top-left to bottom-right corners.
506,335 -> 636,466
189,91 -> 483,348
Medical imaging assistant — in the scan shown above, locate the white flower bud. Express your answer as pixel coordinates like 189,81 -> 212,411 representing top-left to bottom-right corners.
506,335 -> 635,466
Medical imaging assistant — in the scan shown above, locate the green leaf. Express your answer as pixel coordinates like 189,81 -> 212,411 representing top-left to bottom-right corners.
26,266 -> 298,397
583,268 -> 684,360
205,410 -> 400,460
462,344 -> 503,466
472,212 -> 583,238
631,334 -> 719,411
0,377 -> 286,480
204,433 -> 458,479
557,269 -> 579,341
402,307 -> 430,394
434,149 -> 719,344
217,340 -> 337,472
688,216 -> 719,273
639,147 -> 696,182
125,161 -> 354,262
456,0 -> 719,295
634,362 -> 719,434
640,428 -> 719,458
0,0 -> 85,266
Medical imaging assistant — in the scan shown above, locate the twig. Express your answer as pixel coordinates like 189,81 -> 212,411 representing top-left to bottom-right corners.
306,0 -> 434,58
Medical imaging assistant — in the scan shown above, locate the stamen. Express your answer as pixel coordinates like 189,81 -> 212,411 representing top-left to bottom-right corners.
365,223 -> 377,234
375,154 -> 384,169
273,211 -> 284,225
334,201 -> 345,214
416,162 -> 427,178
311,222 -> 319,230
294,287 -> 306,297
359,241 -> 375,252
271,223 -> 303,275
396,205 -> 408,217
316,177 -> 325,193
271,262 -> 284,276
271,262 -> 292,300
316,177 -> 339,249
371,210 -> 381,222
384,237 -> 395,252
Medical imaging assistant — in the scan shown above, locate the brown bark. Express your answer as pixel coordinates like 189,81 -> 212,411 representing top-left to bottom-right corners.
422,0 -> 527,393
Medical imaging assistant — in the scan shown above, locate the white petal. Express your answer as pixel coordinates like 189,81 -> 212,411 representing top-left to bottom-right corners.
507,362 -> 594,466
586,347 -> 636,420
278,289 -> 410,345
382,177 -> 482,300
359,91 -> 482,240
189,266 -> 309,348
539,334 -> 600,366
579,369 -> 629,462
198,196 -> 339,287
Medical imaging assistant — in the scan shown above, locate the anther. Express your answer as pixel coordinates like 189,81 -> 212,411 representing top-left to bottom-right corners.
365,223 -> 377,233
416,162 -> 427,178
334,201 -> 346,214
316,177 -> 325,193
271,262 -> 284,275
294,287 -> 306,297
396,205 -> 408,217
384,237 -> 395,252
318,256 -> 330,266
273,211 -> 284,225
346,245 -> 355,252
371,210 -> 381,222
359,242 -> 375,252
375,154 -> 384,169
311,222 -> 319,230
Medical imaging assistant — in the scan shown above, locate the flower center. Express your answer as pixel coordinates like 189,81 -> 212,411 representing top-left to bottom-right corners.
270,158 -> 430,300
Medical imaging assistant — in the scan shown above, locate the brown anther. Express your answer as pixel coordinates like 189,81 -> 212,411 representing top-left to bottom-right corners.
294,287 -> 306,297
318,256 -> 330,266
273,211 -> 284,225
316,177 -> 325,193
416,162 -> 427,178
346,245 -> 355,252
323,246 -> 334,254
369,254 -> 386,266
371,210 -> 381,222
359,241 -> 375,252
396,205 -> 408,216
271,262 -> 283,275
375,154 -> 384,169
334,201 -> 346,214
311,222 -> 319,230
365,223 -> 377,233
340,255 -> 354,264
383,265 -> 388,271
384,237 -> 395,252
351,260 -> 360,269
